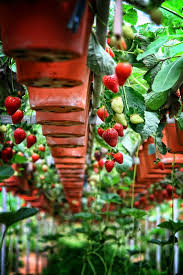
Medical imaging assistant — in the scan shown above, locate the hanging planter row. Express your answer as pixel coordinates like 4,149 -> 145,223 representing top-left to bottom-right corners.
133,122 -> 183,198
4,0 -> 94,212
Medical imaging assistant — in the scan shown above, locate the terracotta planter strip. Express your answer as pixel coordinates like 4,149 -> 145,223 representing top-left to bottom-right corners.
46,136 -> 86,148
51,147 -> 86,158
1,0 -> 89,61
164,123 -> 183,154
58,168 -> 84,173
17,56 -> 89,88
36,110 -> 85,126
54,157 -> 85,164
56,164 -> 85,169
42,124 -> 87,138
61,177 -> 84,182
28,71 -> 90,112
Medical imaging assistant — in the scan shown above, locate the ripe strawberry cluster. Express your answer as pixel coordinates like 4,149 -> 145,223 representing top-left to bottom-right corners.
0,96 -> 42,164
134,184 -> 177,209
103,62 -> 132,93
93,149 -> 123,173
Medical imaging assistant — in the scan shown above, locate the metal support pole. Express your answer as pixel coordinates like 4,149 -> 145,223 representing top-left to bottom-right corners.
15,197 -> 21,274
145,216 -> 150,260
25,219 -> 31,274
35,218 -> 40,275
156,206 -> 161,271
173,199 -> 179,275
1,187 -> 7,275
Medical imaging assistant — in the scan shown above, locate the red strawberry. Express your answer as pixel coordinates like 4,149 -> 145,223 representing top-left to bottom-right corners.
97,127 -> 105,137
51,184 -> 55,189
115,63 -> 132,86
38,144 -> 45,152
107,38 -> 111,44
156,161 -> 165,170
102,128 -> 118,147
97,107 -> 109,122
11,110 -> 24,124
5,96 -> 21,115
94,151 -> 101,161
27,135 -> 37,148
1,147 -> 13,163
166,185 -> 175,194
134,201 -> 140,208
98,159 -> 104,168
106,44 -> 115,57
105,160 -> 115,172
113,152 -> 123,164
103,75 -> 119,93
94,167 -> 99,173
32,153 -> 40,163
149,194 -> 154,201
113,123 -> 124,137
14,128 -> 26,144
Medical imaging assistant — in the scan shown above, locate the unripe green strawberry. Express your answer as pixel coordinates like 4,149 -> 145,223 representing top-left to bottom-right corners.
122,25 -> 135,40
150,9 -> 162,25
0,125 -> 7,133
111,97 -> 123,114
113,113 -> 127,127
130,114 -> 144,124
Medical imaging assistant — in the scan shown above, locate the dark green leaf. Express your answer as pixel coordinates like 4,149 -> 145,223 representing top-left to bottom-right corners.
12,154 -> 27,164
0,208 -> 39,227
152,56 -> 183,92
121,208 -> 147,219
0,165 -> 14,181
137,37 -> 169,61
137,111 -> 160,140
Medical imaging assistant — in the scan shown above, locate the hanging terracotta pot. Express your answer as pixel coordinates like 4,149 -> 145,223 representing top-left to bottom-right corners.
51,147 -> 86,158
54,157 -> 85,164
61,177 -> 84,182
16,56 -> 89,87
36,110 -> 86,126
28,71 -> 90,112
42,124 -> 86,138
145,136 -> 182,169
62,182 -> 83,188
0,0 -> 89,61
19,194 -> 38,202
176,122 -> 183,145
56,164 -> 85,169
143,141 -> 171,174
137,150 -> 165,183
46,136 -> 86,148
58,169 -> 84,175
60,174 -> 84,180
164,121 -> 183,153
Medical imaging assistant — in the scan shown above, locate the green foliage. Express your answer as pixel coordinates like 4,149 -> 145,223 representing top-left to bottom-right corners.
137,37 -> 169,61
152,56 -> 183,93
87,33 -> 116,75
0,165 -> 14,181
0,208 -> 39,227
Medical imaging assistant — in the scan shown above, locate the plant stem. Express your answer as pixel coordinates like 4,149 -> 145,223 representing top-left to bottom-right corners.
131,146 -> 139,208
160,6 -> 183,20
171,154 -> 175,221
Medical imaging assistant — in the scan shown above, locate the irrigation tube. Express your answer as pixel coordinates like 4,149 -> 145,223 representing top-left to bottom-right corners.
156,206 -> 161,271
173,199 -> 179,275
145,216 -> 149,260
1,187 -> 7,275
26,218 -> 31,274
15,197 -> 21,274
35,217 -> 40,274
